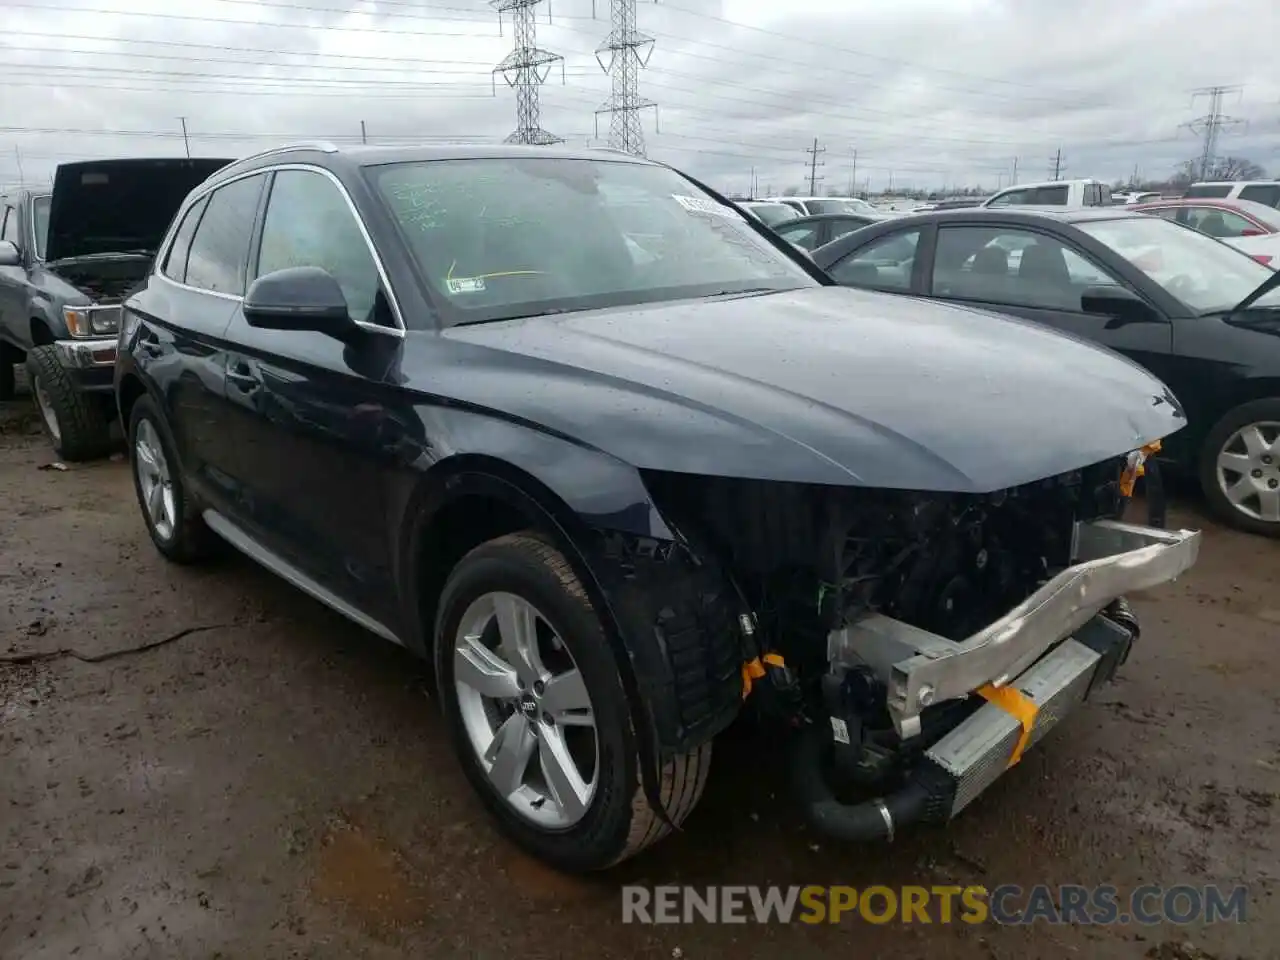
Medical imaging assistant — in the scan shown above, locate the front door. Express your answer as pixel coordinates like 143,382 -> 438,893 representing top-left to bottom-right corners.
925,222 -> 1177,388
222,167 -> 403,625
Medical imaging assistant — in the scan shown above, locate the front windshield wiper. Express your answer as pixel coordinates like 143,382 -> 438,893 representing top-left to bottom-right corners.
1229,265 -> 1280,315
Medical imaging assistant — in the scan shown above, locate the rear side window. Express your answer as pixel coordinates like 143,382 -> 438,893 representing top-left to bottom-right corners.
828,229 -> 921,291
185,174 -> 266,295
1238,184 -> 1280,208
1184,184 -> 1232,199
1033,185 -> 1069,205
161,196 -> 208,284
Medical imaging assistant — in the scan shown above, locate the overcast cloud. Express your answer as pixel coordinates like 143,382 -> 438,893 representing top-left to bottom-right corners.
1,0 -> 1277,195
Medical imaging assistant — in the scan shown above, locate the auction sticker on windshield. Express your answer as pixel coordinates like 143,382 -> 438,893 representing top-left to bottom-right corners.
673,195 -> 742,219
447,276 -> 486,294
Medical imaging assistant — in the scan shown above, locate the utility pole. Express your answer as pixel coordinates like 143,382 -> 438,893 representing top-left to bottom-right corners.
492,0 -> 564,145
1131,163 -> 1140,187
749,166 -> 757,198
1181,85 -> 1245,180
1050,148 -> 1064,180
1011,156 -> 1018,185
848,149 -> 858,195
360,120 -> 368,144
594,0 -> 657,156
13,146 -> 24,187
805,137 -> 825,195
177,116 -> 190,158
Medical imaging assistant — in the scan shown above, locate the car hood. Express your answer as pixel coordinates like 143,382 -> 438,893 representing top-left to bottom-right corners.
438,286 -> 1185,492
45,158 -> 232,262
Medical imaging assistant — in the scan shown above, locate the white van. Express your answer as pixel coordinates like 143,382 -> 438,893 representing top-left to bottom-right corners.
980,178 -> 1111,210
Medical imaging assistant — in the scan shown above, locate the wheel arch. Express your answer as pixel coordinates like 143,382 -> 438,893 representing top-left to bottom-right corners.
397,451 -> 685,830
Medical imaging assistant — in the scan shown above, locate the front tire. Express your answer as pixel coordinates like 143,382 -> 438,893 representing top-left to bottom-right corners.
127,394 -> 218,563
25,345 -> 111,461
1198,398 -> 1280,538
434,532 -> 711,872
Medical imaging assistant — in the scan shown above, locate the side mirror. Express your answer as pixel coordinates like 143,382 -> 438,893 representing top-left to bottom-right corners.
1080,285 -> 1160,326
0,240 -> 21,267
243,266 -> 357,340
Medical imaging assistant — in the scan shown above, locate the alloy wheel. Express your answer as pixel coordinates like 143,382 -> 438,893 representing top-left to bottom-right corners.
134,418 -> 177,541
1216,420 -> 1280,524
453,591 -> 598,829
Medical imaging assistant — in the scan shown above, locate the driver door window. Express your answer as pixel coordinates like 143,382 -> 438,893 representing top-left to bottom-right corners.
931,226 -> 1122,311
256,170 -> 384,326
1181,206 -> 1257,239
828,229 -> 920,291
776,222 -> 821,250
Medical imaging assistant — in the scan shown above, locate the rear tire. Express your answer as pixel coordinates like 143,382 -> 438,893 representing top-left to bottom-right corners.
127,393 -> 219,563
1198,398 -> 1280,538
25,345 -> 110,461
434,532 -> 711,872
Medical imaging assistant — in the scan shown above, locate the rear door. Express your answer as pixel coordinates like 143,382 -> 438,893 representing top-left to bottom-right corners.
129,172 -> 267,516
221,166 -> 404,623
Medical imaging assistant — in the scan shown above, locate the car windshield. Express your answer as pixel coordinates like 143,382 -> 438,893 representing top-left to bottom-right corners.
747,203 -> 801,226
32,195 -> 50,259
1076,215 -> 1280,313
370,158 -> 816,325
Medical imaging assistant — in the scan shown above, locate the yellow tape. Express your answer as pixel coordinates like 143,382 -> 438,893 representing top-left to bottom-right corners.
741,653 -> 787,699
976,683 -> 1039,767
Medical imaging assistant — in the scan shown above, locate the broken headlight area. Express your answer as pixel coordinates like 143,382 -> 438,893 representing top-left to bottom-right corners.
634,457 -> 1199,840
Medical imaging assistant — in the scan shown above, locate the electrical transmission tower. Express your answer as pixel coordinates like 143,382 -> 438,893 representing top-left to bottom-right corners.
1049,148 -> 1065,180
594,0 -> 657,156
492,0 -> 564,145
1181,85 -> 1245,180
805,138 -> 825,194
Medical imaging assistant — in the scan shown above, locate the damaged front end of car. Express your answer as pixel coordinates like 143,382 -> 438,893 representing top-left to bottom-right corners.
601,448 -> 1198,842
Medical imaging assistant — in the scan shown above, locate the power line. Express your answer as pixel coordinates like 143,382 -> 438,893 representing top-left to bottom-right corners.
1180,85 -> 1246,180
492,0 -> 564,144
594,0 -> 657,156
805,138 -> 825,194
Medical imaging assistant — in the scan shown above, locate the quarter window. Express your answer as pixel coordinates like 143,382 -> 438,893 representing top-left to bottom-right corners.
161,196 -> 209,284
185,174 -> 266,295
255,170 -> 383,326
931,225 -> 1122,311
828,229 -> 920,291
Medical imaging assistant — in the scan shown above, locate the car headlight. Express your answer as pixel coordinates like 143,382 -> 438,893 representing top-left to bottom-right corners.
63,305 -> 122,337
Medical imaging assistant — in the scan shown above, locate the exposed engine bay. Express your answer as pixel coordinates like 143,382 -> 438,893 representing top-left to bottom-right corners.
48,253 -> 152,302
636,452 -> 1199,841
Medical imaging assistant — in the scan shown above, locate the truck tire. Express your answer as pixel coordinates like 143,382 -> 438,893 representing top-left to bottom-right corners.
1198,397 -> 1280,538
0,343 -> 16,400
25,345 -> 111,461
434,532 -> 712,873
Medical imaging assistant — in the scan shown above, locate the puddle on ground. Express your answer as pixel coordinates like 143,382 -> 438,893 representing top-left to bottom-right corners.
311,818 -> 431,937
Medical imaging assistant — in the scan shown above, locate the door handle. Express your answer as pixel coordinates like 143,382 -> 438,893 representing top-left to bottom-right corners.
226,359 -> 261,390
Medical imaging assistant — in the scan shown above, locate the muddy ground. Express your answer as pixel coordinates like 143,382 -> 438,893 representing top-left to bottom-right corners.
1,390 -> 1277,960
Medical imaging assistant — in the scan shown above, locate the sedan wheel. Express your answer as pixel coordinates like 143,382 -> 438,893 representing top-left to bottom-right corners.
453,591 -> 598,829
1215,421 -> 1280,525
1199,399 -> 1280,538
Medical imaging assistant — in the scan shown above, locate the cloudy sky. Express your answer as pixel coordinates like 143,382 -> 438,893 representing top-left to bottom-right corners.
1,0 -> 1277,196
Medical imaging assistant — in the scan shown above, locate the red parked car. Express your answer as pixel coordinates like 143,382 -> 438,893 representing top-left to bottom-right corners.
1130,198 -> 1280,266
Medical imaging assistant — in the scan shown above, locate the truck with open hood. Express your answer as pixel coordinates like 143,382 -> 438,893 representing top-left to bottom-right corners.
0,157 -> 230,460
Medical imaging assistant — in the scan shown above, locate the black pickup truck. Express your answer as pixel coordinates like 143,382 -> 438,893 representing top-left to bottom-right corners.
0,158 -> 229,459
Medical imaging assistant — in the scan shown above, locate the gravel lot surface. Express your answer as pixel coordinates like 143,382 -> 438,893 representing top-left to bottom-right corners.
2,394 -> 1277,960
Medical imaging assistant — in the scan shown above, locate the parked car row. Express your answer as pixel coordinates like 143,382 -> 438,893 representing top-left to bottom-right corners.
78,142 -> 1203,874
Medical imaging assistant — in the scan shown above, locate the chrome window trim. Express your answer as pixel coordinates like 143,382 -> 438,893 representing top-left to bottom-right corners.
152,162 -> 406,338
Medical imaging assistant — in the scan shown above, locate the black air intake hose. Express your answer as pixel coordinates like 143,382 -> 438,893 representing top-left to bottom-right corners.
1144,459 -> 1167,529
790,724 -> 931,842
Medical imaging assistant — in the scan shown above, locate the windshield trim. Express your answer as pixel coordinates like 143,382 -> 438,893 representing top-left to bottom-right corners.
364,157 -> 823,329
